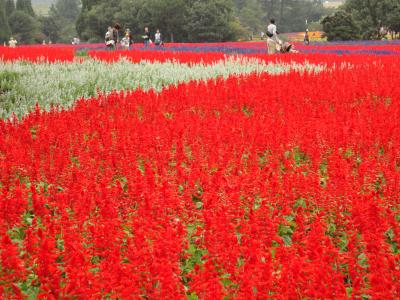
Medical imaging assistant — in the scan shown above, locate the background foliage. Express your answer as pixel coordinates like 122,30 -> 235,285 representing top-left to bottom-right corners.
0,0 -> 399,44
323,0 -> 400,40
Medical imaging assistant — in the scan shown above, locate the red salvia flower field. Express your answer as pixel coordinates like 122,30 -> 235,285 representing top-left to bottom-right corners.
87,49 -> 398,68
0,46 -> 75,63
1,45 -> 400,298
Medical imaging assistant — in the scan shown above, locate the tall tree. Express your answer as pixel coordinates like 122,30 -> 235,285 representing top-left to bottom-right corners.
5,0 -> 15,16
233,0 -> 247,10
77,0 -> 243,42
386,4 -> 400,35
40,4 -> 62,42
16,0 -> 34,17
56,0 -> 80,20
279,0 -> 327,32
321,10 -> 360,41
8,10 -> 43,43
344,0 -> 388,39
40,17 -> 61,42
185,0 -> 240,42
0,0 -> 12,43
77,0 -> 120,41
255,0 -> 329,33
144,0 -> 189,42
80,0 -> 100,11
260,0 -> 277,23
237,0 -> 264,34
380,0 -> 400,35
42,1 -> 80,43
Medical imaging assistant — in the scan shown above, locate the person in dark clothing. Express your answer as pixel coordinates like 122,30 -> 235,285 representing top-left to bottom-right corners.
142,27 -> 151,47
126,28 -> 133,46
304,29 -> 310,45
113,23 -> 121,49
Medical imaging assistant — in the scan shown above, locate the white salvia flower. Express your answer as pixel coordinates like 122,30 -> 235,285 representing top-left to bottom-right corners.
0,58 -> 325,119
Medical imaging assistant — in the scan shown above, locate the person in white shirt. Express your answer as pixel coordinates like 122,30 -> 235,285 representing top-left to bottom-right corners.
267,18 -> 282,45
154,29 -> 163,46
8,37 -> 17,48
267,19 -> 277,36
105,26 -> 115,49
266,32 -> 277,54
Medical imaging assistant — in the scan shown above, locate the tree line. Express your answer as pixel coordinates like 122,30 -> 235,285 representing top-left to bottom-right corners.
77,0 -> 331,42
1,0 -> 331,44
322,0 -> 400,41
1,0 -> 399,44
0,0 -> 80,44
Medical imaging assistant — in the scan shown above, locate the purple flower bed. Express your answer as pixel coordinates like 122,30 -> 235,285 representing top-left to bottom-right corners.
47,40 -> 400,56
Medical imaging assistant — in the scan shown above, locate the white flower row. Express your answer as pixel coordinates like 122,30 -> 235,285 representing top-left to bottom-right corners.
0,58 -> 324,119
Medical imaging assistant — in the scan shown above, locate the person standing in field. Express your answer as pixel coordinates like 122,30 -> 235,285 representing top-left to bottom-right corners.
126,28 -> 133,47
121,28 -> 132,50
8,37 -> 17,48
113,23 -> 121,49
105,26 -> 115,49
154,29 -> 163,46
304,29 -> 310,45
142,27 -> 151,47
267,19 -> 279,41
266,31 -> 277,54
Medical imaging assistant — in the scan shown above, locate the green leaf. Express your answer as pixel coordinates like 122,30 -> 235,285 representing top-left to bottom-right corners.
294,198 -> 307,209
187,292 -> 199,300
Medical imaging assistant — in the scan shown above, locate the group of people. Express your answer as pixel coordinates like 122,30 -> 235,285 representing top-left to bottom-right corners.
266,19 -> 299,54
4,20 -> 297,54
105,24 -> 164,50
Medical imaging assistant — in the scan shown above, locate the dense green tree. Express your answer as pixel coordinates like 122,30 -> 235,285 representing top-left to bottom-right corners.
112,0 -> 140,37
233,0 -> 247,10
77,0 -> 120,41
314,0 -> 400,41
16,0 -> 34,17
39,1 -> 80,43
8,10 -> 44,43
320,0 -> 400,40
382,0 -> 400,35
80,0 -> 101,11
321,10 -> 360,41
0,0 -> 12,43
343,0 -> 379,38
239,0 -> 331,34
278,0 -> 327,32
237,0 -> 264,35
76,0 -> 332,42
114,0 -> 189,42
144,0 -> 188,42
185,0 -> 240,42
40,5 -> 61,41
387,7 -> 400,34
77,0 -> 242,42
56,0 -> 80,20
5,0 -> 15,16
